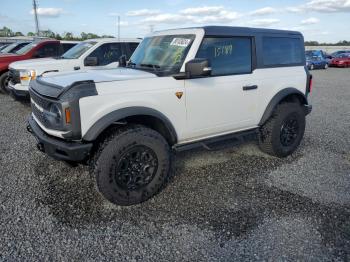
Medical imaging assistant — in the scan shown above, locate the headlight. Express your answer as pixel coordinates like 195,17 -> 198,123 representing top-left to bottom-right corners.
45,103 -> 62,126
20,70 -> 36,84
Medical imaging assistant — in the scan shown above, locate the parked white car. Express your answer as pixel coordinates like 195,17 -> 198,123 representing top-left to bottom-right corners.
7,38 -> 140,98
28,26 -> 312,206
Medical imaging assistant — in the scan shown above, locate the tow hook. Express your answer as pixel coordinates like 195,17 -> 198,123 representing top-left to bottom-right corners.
37,143 -> 44,152
26,124 -> 33,133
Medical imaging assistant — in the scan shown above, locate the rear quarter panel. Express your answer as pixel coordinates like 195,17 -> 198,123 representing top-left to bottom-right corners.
253,66 -> 307,124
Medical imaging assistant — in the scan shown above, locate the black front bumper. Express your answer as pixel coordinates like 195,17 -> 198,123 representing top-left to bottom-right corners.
27,116 -> 93,162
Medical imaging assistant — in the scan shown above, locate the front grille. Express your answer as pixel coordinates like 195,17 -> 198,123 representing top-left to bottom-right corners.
29,88 -> 53,129
8,68 -> 20,85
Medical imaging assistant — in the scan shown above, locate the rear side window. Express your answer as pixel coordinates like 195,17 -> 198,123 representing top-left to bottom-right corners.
262,37 -> 303,66
36,43 -> 59,57
196,37 -> 252,76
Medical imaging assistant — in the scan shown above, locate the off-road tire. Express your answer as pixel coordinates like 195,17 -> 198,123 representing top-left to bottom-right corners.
258,102 -> 305,157
0,72 -> 9,93
91,125 -> 172,206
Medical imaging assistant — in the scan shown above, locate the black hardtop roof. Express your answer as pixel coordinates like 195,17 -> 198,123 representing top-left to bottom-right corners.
202,26 -> 302,37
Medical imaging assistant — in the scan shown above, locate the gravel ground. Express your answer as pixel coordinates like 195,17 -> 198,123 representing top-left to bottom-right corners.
0,68 -> 349,261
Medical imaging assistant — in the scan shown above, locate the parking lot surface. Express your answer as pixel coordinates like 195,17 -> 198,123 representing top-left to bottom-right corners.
0,68 -> 349,261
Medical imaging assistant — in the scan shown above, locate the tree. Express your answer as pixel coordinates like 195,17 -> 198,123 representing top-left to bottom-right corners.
0,26 -> 13,37
55,33 -> 62,40
14,32 -> 24,36
27,32 -> 35,37
63,32 -> 73,40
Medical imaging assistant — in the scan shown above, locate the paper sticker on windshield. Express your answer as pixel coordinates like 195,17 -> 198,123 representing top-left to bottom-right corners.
170,38 -> 191,47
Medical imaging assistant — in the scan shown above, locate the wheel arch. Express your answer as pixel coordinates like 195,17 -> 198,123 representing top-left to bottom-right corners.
83,107 -> 178,145
259,88 -> 308,126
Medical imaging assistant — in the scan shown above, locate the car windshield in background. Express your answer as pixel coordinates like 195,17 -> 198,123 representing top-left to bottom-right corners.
61,41 -> 97,59
335,53 -> 350,58
15,42 -> 38,55
0,42 -> 18,53
128,34 -> 196,75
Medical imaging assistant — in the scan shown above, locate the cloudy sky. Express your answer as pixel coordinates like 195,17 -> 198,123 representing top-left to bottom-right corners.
1,0 -> 350,42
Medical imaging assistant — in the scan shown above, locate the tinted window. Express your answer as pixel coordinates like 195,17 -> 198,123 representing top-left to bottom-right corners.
36,43 -> 59,57
87,43 -> 122,66
61,43 -> 77,53
196,37 -> 252,76
263,37 -> 303,66
129,43 -> 139,54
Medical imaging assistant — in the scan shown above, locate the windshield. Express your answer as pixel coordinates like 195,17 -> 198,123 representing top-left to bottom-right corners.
0,43 -> 18,53
335,53 -> 350,58
128,34 -> 196,76
61,41 -> 97,59
16,42 -> 38,55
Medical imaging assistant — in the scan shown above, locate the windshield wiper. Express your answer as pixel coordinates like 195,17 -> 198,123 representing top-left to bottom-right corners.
140,63 -> 161,70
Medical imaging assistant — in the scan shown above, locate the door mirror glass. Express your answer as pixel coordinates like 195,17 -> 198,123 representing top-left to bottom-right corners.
84,56 -> 98,66
185,58 -> 211,78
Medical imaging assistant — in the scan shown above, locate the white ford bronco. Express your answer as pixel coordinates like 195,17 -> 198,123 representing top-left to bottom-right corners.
8,38 -> 140,99
27,26 -> 312,205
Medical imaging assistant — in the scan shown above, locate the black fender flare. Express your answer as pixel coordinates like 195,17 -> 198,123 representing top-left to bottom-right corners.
83,107 -> 178,143
259,88 -> 308,126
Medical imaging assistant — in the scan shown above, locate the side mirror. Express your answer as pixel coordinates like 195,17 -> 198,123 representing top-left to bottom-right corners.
185,58 -> 211,78
119,55 -> 127,67
84,56 -> 98,66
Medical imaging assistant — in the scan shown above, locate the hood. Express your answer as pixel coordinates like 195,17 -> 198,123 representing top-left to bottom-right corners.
40,67 -> 156,87
10,58 -> 76,73
31,67 -> 157,98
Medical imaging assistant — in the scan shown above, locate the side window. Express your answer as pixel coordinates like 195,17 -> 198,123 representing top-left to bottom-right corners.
262,37 -> 303,66
128,43 -> 139,55
87,43 -> 122,66
61,43 -> 76,53
36,43 -> 59,58
196,37 -> 252,76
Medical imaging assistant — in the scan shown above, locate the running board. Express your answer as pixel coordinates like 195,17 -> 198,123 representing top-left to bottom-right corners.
173,128 -> 258,152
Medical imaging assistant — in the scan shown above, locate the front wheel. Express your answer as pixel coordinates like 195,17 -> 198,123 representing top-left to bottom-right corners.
91,125 -> 173,206
258,102 -> 306,158
0,72 -> 9,93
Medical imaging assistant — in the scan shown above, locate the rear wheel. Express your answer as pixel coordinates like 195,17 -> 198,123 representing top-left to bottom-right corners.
91,125 -> 173,206
0,72 -> 9,93
258,102 -> 306,158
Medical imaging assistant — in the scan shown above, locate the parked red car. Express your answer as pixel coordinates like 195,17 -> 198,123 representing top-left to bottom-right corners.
0,40 -> 78,92
329,53 -> 350,68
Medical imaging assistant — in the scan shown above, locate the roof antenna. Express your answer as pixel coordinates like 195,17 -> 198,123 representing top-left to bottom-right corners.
33,0 -> 40,37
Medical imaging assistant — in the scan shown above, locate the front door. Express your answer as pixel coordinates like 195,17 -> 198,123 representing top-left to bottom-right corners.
185,36 -> 259,140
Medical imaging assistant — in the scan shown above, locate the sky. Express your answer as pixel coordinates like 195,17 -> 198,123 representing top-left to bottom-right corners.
0,0 -> 349,42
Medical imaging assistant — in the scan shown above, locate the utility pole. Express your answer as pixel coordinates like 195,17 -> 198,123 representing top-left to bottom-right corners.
149,25 -> 154,33
33,0 -> 40,36
117,15 -> 120,40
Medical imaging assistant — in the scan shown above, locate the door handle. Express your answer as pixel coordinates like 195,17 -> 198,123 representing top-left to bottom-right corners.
243,85 -> 258,91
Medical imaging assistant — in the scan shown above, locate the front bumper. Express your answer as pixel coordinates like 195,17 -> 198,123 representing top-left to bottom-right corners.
27,115 -> 93,162
8,82 -> 29,100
